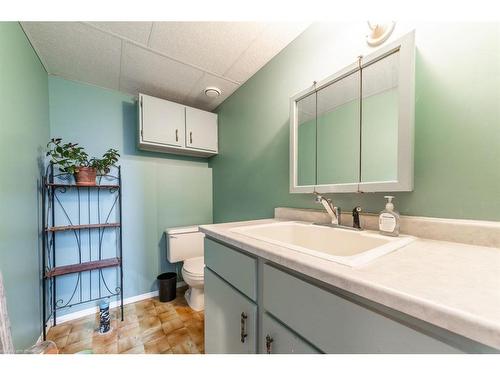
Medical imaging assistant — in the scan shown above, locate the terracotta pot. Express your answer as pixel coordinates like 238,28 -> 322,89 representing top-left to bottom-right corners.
75,167 -> 97,186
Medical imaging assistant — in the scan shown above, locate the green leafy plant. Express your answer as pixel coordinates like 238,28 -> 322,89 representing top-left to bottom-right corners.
89,148 -> 120,174
46,138 -> 120,175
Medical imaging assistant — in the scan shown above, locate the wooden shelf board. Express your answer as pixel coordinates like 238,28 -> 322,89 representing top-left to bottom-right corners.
46,183 -> 120,189
45,257 -> 121,278
45,223 -> 120,232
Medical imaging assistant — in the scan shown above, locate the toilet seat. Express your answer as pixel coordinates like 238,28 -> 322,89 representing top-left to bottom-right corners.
182,256 -> 204,278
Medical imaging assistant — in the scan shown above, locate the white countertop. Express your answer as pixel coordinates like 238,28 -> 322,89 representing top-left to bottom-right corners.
200,218 -> 500,350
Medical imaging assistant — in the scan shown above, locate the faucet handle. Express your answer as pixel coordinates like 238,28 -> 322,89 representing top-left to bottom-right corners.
352,206 -> 362,229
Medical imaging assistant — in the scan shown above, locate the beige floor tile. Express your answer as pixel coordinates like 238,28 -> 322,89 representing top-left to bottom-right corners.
52,334 -> 69,349
67,328 -> 95,346
117,321 -> 141,340
46,324 -> 72,340
161,318 -> 184,335
158,309 -> 178,323
92,329 -> 117,346
166,327 -> 191,347
122,345 -> 145,354
155,303 -> 175,314
118,336 -> 142,353
171,339 -> 200,354
175,306 -> 195,322
185,319 -> 204,346
141,326 -> 165,344
93,341 -> 118,354
144,336 -> 171,354
61,338 -> 93,354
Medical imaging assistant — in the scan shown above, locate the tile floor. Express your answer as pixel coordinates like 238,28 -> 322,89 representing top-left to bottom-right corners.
46,287 -> 204,354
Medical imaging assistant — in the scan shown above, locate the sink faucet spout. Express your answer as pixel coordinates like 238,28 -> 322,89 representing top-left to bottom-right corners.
314,192 -> 340,225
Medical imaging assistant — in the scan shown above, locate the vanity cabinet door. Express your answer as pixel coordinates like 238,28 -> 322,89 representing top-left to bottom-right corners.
261,313 -> 320,354
205,268 -> 257,354
263,264 -> 464,353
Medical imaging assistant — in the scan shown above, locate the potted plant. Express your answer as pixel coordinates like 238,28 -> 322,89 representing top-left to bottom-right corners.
46,138 -> 120,186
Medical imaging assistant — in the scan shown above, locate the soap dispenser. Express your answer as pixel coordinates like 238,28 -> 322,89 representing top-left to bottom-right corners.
379,196 -> 400,236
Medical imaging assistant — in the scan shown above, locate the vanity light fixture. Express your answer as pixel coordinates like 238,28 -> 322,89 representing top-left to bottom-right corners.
204,87 -> 221,98
366,21 -> 396,46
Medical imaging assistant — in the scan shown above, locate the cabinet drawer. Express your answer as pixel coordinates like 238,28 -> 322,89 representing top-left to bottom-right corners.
261,313 -> 320,354
205,268 -> 257,354
204,238 -> 257,301
263,264 -> 463,353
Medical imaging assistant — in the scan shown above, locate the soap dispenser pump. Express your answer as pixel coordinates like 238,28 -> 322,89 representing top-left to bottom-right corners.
379,196 -> 400,236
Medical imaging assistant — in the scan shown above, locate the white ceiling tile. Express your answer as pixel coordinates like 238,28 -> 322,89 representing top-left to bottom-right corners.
21,22 -> 122,90
120,42 -> 204,103
88,22 -> 153,45
148,22 -> 266,76
184,73 -> 240,111
224,22 -> 309,83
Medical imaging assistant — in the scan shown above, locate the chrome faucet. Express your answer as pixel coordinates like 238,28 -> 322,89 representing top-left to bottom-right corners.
314,192 -> 363,231
314,192 -> 340,225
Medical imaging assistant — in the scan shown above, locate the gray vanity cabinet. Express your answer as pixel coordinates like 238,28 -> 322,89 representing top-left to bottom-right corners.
204,268 -> 257,354
204,238 -> 495,354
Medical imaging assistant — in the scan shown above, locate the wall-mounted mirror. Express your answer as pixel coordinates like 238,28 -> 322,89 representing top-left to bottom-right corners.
290,31 -> 415,193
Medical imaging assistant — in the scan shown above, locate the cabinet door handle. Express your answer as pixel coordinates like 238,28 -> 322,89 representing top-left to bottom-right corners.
240,312 -> 248,343
189,131 -> 193,144
175,129 -> 179,142
265,334 -> 274,354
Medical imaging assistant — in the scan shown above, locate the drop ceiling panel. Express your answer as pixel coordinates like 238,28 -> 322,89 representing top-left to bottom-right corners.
148,22 -> 267,77
21,21 -> 309,112
21,22 -> 122,90
224,22 -> 309,83
120,42 -> 204,103
184,73 -> 240,111
88,22 -> 153,45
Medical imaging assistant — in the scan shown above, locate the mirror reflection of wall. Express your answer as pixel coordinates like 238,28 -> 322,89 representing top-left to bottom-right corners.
361,51 -> 399,183
316,71 -> 360,185
297,92 -> 317,186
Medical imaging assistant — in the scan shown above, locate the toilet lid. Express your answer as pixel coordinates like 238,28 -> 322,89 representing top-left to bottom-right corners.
183,256 -> 204,275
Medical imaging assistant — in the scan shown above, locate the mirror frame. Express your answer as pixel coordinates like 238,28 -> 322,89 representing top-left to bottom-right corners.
289,31 -> 415,194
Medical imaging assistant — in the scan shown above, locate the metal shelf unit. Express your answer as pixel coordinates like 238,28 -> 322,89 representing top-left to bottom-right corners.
41,165 -> 123,340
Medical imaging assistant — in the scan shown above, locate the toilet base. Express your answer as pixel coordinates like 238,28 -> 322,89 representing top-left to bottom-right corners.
185,287 -> 204,311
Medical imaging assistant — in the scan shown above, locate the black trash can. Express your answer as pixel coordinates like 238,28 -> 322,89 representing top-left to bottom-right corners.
157,272 -> 177,302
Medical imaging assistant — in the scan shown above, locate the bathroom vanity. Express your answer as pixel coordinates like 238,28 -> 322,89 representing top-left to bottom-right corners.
201,210 -> 500,354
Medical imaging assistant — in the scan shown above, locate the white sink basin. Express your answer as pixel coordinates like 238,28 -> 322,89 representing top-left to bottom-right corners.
230,221 -> 415,267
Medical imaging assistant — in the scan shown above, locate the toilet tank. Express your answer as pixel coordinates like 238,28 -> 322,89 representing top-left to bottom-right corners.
166,226 -> 205,263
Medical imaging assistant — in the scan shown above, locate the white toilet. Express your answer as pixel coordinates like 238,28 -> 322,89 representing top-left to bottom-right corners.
166,226 -> 205,311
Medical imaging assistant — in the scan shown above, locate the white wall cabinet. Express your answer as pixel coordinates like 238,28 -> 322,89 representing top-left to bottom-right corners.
138,93 -> 218,157
185,107 -> 218,152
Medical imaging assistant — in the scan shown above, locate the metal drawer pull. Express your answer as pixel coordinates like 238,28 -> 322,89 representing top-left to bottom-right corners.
175,129 -> 178,142
189,131 -> 193,144
265,334 -> 274,354
240,312 -> 248,343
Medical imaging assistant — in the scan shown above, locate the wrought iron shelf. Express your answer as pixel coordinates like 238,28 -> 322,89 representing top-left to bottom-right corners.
45,257 -> 121,278
45,223 -> 121,232
45,183 -> 120,189
41,164 -> 123,341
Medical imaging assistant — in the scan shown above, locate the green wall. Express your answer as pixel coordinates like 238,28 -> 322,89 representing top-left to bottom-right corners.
48,76 -> 213,316
211,22 -> 500,222
0,22 -> 50,350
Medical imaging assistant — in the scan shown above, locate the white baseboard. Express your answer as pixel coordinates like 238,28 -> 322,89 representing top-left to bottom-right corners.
38,281 -> 186,343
